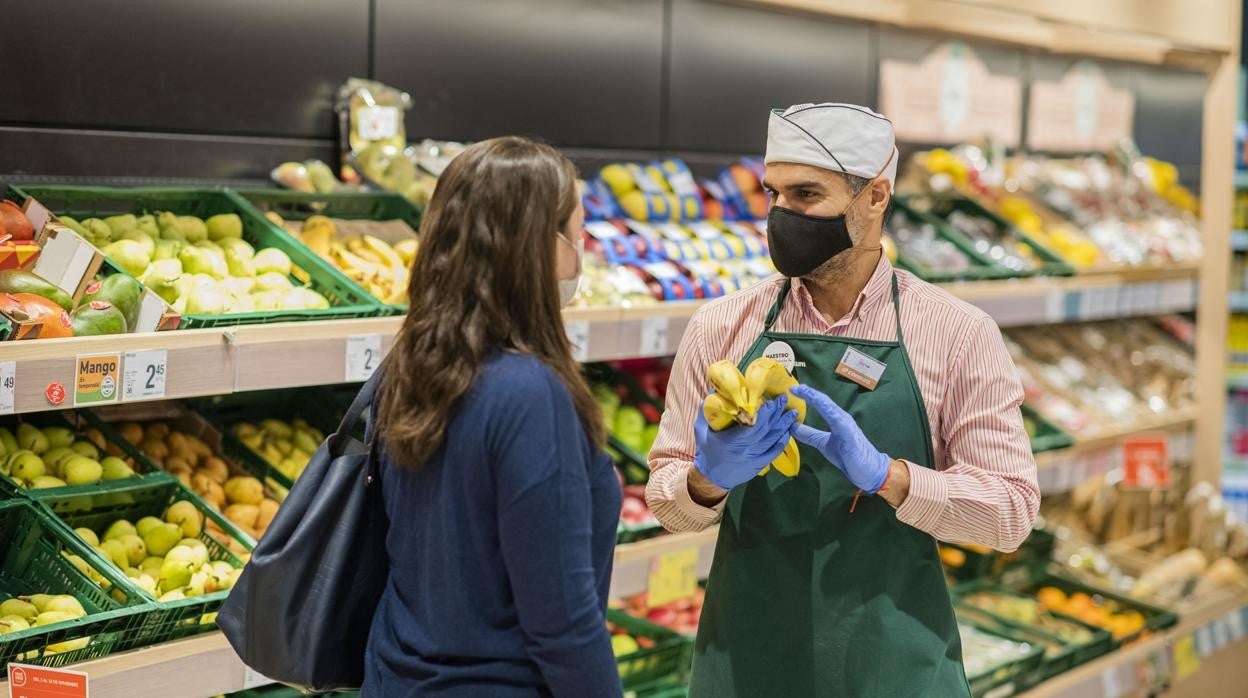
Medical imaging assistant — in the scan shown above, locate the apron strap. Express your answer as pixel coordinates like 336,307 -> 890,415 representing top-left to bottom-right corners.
763,279 -> 792,333
890,272 -> 904,344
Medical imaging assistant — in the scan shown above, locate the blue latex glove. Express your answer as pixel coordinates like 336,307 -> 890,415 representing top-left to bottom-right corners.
791,385 -> 891,493
694,396 -> 797,491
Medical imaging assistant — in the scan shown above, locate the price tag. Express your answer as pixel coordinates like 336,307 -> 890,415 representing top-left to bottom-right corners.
640,317 -> 670,356
74,353 -> 121,406
688,222 -> 724,241
122,350 -> 167,402
1122,434 -> 1170,489
655,223 -> 691,241
1226,610 -> 1245,641
0,361 -> 13,415
242,666 -> 275,690
345,335 -> 383,382
7,662 -> 88,698
585,222 -> 621,241
565,321 -> 590,362
357,106 -> 400,141
1173,634 -> 1201,680
647,548 -> 698,608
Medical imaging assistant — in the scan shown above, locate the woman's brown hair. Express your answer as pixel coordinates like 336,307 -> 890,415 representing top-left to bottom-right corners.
376,136 -> 605,467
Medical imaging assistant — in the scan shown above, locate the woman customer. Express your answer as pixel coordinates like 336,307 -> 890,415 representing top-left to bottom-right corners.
366,136 -> 623,697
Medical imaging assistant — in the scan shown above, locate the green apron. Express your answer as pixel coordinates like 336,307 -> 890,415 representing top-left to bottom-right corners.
689,274 -> 970,698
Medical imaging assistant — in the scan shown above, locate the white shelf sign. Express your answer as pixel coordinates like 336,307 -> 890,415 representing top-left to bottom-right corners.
0,361 -> 13,415
565,321 -> 590,362
122,350 -> 168,402
640,317 -> 670,356
357,106 -> 400,141
242,666 -> 276,690
345,335 -> 383,382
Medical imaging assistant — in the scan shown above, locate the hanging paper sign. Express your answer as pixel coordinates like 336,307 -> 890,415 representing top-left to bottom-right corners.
1027,61 -> 1135,152
879,41 -> 1021,147
1122,434 -> 1170,489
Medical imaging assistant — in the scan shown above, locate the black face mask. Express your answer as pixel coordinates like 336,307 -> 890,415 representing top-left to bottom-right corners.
766,205 -> 856,278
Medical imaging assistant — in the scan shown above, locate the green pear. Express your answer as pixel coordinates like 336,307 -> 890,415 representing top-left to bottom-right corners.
206,213 -> 243,241
29,475 -> 67,489
102,520 -> 137,542
185,570 -> 208,597
177,216 -> 208,243
40,447 -> 75,475
69,440 -> 100,460
136,214 -> 159,238
0,617 -> 30,634
226,254 -> 255,278
253,248 -> 293,277
120,230 -> 156,258
164,501 -> 203,537
158,558 -> 193,592
135,573 -> 157,595
27,595 -> 54,612
153,238 -> 185,261
41,426 -> 75,449
0,427 -> 17,456
135,516 -> 164,538
16,423 -> 49,454
44,596 -> 85,617
98,539 -> 129,569
85,218 -> 113,243
75,528 -> 99,547
34,611 -> 78,627
103,214 -> 137,236
0,599 -> 37,620
63,554 -> 93,579
140,556 -> 165,573
118,534 -> 147,566
254,272 -> 292,293
9,451 -> 45,481
103,240 -> 151,277
100,456 -> 134,481
63,456 -> 103,486
219,238 -> 255,260
143,523 -> 182,557
157,589 -> 185,602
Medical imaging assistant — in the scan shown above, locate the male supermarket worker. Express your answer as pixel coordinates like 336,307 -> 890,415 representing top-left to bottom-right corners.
646,103 -> 1039,697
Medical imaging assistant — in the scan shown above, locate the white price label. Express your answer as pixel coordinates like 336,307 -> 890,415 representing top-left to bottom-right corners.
122,350 -> 167,401
357,106 -> 400,141
585,222 -> 621,241
640,317 -> 670,356
243,666 -> 276,689
0,361 -> 13,415
345,335 -> 383,382
565,321 -> 590,362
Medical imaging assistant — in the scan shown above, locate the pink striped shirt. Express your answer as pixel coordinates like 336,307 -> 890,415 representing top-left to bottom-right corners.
645,254 -> 1040,551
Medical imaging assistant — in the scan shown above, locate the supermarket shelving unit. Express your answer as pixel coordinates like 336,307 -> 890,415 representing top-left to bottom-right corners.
0,1 -> 1242,696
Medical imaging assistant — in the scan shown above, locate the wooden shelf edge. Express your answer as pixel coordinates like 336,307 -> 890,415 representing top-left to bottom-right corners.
1034,412 -> 1198,468
614,526 -> 719,565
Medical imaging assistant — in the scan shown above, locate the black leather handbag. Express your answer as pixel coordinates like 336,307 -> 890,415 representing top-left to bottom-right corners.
218,367 -> 389,692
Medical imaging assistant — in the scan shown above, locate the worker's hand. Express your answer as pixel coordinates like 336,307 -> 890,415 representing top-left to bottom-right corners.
694,396 -> 797,491
791,385 -> 891,493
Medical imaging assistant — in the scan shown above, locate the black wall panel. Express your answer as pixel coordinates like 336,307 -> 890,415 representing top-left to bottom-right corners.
374,0 -> 664,149
1130,66 -> 1207,187
665,0 -> 872,155
0,0 -> 369,139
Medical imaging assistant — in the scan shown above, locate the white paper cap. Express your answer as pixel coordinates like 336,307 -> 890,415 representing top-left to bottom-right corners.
764,103 -> 898,188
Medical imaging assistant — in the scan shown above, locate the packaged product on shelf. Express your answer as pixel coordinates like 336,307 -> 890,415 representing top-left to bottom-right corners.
336,78 -> 412,167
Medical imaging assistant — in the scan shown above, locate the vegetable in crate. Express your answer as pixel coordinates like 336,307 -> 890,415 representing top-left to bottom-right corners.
0,423 -> 137,489
0,593 -> 91,654
889,218 -> 972,272
76,210 -> 331,315
120,420 -> 280,541
67,501 -> 242,601
230,418 -> 324,483
945,211 -> 1036,272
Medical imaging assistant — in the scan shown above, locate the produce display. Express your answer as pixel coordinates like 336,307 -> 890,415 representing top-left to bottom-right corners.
0,594 -> 88,648
615,587 -> 706,637
229,418 -> 325,485
67,500 -> 242,602
958,623 -> 1038,682
109,418 -> 280,543
888,213 -> 974,273
960,590 -> 1099,645
266,213 -> 416,305
0,421 -> 140,491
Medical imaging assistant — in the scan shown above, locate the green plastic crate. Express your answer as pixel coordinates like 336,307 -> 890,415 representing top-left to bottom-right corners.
1023,405 -> 1075,454
609,609 -> 694,691
952,582 -> 1114,671
942,528 -> 1058,587
917,195 -> 1076,278
1015,573 -> 1178,647
960,617 -> 1046,698
190,385 -> 355,491
955,604 -> 1082,687
0,411 -> 165,500
890,199 -> 1015,283
5,185 -> 385,327
31,476 -> 254,645
0,499 -> 152,670
231,188 -> 420,316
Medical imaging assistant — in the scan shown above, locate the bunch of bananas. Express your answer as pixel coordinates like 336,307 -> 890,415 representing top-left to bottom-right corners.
702,357 -> 805,477
270,213 -> 417,304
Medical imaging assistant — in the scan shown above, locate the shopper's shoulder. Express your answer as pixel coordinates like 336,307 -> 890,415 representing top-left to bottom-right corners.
479,352 -> 566,402
895,268 -> 990,327
692,275 -> 786,333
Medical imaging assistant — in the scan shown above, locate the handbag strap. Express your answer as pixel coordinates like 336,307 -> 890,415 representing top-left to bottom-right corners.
328,362 -> 386,459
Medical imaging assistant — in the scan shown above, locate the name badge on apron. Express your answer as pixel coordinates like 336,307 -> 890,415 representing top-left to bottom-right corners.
835,346 -> 886,390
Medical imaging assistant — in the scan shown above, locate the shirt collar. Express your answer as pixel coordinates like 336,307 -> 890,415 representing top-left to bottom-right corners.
791,253 -> 893,329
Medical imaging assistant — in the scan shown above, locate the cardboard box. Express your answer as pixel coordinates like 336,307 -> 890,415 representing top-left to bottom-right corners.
22,196 -> 181,333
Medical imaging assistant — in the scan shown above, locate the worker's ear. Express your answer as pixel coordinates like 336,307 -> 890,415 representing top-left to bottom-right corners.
865,179 -> 891,217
